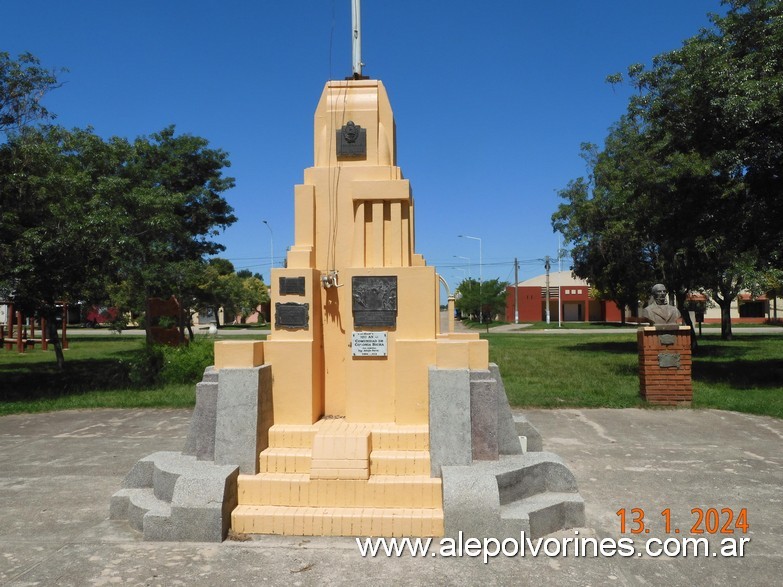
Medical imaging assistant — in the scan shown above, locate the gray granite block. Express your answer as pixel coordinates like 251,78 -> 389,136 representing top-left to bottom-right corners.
169,465 -> 238,542
150,451 -> 193,502
495,452 -> 578,504
500,492 -> 584,538
442,464 -> 501,539
489,363 -> 524,456
108,488 -> 131,520
183,379 -> 218,460
214,364 -> 273,474
201,365 -> 218,383
119,453 -> 157,488
513,413 -> 543,452
470,378 -> 499,460
428,367 -> 472,477
442,453 -> 584,540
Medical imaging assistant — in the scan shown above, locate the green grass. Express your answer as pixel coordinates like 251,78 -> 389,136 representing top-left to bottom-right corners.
2,331 -> 781,419
519,321 -> 638,331
488,332 -> 783,418
0,335 -> 250,416
489,333 -> 642,408
459,319 -> 509,330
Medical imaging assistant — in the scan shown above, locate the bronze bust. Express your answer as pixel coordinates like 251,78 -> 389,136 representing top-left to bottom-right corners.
641,284 -> 681,325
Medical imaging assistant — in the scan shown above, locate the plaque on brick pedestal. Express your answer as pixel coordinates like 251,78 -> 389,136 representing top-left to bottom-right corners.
637,326 -> 692,405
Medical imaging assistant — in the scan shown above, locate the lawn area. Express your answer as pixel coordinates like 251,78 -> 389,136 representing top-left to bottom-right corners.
489,332 -> 783,418
0,333 -> 263,416
1,331 -> 781,419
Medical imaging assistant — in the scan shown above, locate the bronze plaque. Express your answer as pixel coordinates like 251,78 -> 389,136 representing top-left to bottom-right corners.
352,276 -> 397,328
658,334 -> 676,346
658,352 -> 681,368
275,302 -> 309,330
336,121 -> 366,158
279,276 -> 305,296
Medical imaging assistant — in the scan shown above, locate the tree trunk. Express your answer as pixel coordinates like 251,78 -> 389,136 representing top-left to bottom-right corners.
144,296 -> 153,345
719,301 -> 733,340
45,311 -> 65,369
629,299 -> 639,321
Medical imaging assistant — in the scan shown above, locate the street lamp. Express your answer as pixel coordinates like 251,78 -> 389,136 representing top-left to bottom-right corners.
453,255 -> 472,278
459,234 -> 483,322
262,220 -> 274,282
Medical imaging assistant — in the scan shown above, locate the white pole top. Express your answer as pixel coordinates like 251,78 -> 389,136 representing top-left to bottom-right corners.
352,0 -> 363,77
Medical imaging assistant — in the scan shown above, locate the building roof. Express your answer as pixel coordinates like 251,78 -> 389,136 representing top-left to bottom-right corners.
515,271 -> 588,288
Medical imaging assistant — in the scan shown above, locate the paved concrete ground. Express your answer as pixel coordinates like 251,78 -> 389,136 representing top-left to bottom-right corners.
1,407 -> 780,586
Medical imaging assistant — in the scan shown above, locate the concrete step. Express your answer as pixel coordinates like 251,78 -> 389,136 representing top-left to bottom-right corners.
232,504 -> 444,537
237,473 -> 442,508
111,487 -> 172,534
112,451 -> 239,542
500,492 -> 585,538
442,453 -> 585,540
495,455 -> 579,505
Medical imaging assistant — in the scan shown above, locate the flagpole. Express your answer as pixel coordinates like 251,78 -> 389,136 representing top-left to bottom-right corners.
352,0 -> 362,77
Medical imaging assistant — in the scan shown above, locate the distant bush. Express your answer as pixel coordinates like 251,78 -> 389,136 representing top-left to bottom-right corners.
128,339 -> 213,387
128,344 -> 165,387
160,339 -> 214,384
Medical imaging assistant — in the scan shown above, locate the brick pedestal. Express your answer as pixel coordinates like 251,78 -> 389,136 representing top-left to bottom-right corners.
637,326 -> 692,405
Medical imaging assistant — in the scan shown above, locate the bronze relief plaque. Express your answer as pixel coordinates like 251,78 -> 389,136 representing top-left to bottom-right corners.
658,352 -> 681,368
275,302 -> 309,330
336,121 -> 366,158
279,276 -> 306,296
352,276 -> 397,328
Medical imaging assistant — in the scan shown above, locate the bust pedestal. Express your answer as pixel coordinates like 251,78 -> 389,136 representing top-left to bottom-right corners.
637,326 -> 692,405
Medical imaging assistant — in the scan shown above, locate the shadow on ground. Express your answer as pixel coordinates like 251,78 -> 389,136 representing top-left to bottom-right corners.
0,352 -> 138,401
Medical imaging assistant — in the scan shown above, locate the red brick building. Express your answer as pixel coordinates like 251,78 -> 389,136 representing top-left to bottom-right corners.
505,271 -> 623,323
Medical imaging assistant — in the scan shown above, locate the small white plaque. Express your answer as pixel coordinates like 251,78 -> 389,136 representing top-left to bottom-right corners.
352,331 -> 388,357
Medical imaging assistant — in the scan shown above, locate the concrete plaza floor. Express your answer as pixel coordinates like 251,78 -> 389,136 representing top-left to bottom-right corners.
0,406 -> 780,586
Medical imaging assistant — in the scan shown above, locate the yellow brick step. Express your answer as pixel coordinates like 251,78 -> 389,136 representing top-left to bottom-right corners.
268,425 -> 317,449
370,450 -> 430,475
231,504 -> 444,537
258,448 -> 311,473
237,474 -> 443,509
370,425 -> 430,451
267,423 -> 430,451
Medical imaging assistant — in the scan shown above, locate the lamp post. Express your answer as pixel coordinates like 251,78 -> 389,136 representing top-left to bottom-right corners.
459,234 -> 483,322
262,220 -> 274,282
453,255 -> 472,278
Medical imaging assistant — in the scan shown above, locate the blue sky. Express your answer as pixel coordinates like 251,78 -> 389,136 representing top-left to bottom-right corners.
4,1 -> 721,289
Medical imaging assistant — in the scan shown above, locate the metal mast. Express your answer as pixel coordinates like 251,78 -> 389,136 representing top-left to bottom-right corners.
352,0 -> 363,77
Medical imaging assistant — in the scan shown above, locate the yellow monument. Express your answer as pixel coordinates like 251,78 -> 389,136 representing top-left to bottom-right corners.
111,3 -> 584,542
221,77 -> 488,536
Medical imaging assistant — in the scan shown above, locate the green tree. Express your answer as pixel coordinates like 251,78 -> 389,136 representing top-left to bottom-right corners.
0,125 -> 236,355
455,278 -> 508,324
619,0 -> 782,339
195,259 -> 269,325
553,133 -> 656,323
0,126 -> 127,366
555,0 -> 783,340
0,52 -> 63,134
111,126 -> 236,341
238,275 -> 269,322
